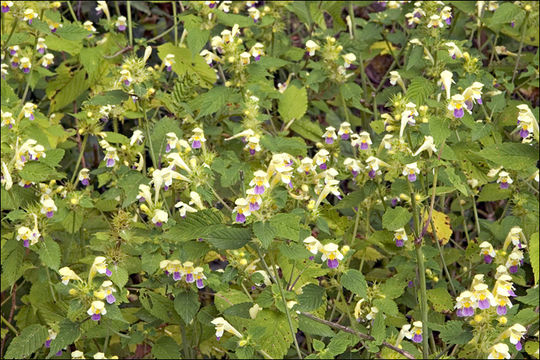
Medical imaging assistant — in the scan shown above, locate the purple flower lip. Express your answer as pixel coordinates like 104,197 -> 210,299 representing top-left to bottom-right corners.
105,268 -> 112,277
2,5 -> 10,12
249,148 -> 256,155
341,133 -> 349,140
106,294 -> 116,304
395,239 -> 404,247
319,163 -> 327,170
509,265 -> 518,273
249,202 -> 260,211
478,298 -> 490,309
516,342 -> 522,351
254,55 -> 261,61
186,273 -> 194,283
412,334 -> 422,343
325,137 -> 334,144
106,158 -> 115,167
155,221 -> 162,227
500,182 -> 509,189
454,108 -> 464,118
46,211 -> 54,218
45,339 -> 52,348
497,305 -> 507,315
173,272 -> 182,281
192,140 -> 202,149
327,259 -> 339,269
196,279 -> 204,289
254,185 -> 265,194
368,169 -> 376,179
360,142 -> 369,150
118,25 -> 126,31
520,129 -> 529,138
23,240 -> 30,248
484,255 -> 493,264
408,173 -> 417,182
91,313 -> 101,321
81,178 -> 90,186
236,213 -> 246,223
123,79 -> 130,86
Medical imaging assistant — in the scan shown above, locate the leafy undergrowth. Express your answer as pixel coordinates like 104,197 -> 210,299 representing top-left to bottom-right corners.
1,1 -> 539,359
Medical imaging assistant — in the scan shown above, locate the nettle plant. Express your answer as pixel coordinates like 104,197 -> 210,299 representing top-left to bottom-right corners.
1,1 -> 539,359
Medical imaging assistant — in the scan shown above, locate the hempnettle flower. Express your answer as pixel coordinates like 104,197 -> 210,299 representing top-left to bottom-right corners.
104,147 -> 119,167
129,129 -> 144,146
116,16 -> 127,31
343,158 -> 361,177
250,43 -> 264,61
504,226 -> 525,250
211,317 -> 243,341
248,6 -> 260,22
1,1 -> 13,12
306,40 -> 320,56
298,157 -> 315,175
320,243 -> 343,269
87,300 -> 107,321
506,248 -> 524,274
409,321 -> 423,343
36,38 -> 47,54
234,198 -> 251,223
163,54 -> 175,71
496,171 -> 512,189
493,286 -> 513,315
413,135 -> 437,157
441,6 -> 452,25
249,170 -> 269,194
394,228 -> 408,247
200,49 -> 220,66
503,323 -> 527,351
342,53 -> 356,68
40,196 -> 57,218
240,51 -> 251,65
92,256 -> 112,277
84,20 -> 97,35
455,290 -> 476,317
322,126 -> 337,144
303,236 -> 322,255
353,131 -> 372,150
193,267 -> 206,289
427,14 -> 444,28
40,54 -> 54,68
338,122 -> 351,140
448,94 -> 466,118
314,149 -> 329,170
23,8 -> 38,24
151,209 -> 168,227
189,127 -> 206,149
473,283 -> 495,309
94,280 -> 117,304
403,162 -> 420,182
17,225 -> 40,248
479,241 -> 496,263
59,267 -> 81,285
245,188 -> 262,211
365,156 -> 388,179
23,102 -> 37,120
488,343 -> 510,359
119,69 -> 132,86
1,111 -> 14,129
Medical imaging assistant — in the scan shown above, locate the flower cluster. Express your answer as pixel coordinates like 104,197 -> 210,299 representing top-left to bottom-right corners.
160,259 -> 207,289
303,236 -> 348,269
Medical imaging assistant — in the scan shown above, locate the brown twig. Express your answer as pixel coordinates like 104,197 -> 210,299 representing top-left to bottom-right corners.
299,312 -> 415,359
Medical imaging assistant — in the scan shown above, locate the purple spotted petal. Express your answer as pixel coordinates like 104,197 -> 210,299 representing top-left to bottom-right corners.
173,272 -> 182,281
497,305 -> 507,315
117,25 -> 126,31
520,129 -> 529,138
106,158 -> 115,167
484,255 -> 493,264
477,98 -> 482,105
464,306 -> 475,317
360,142 -> 369,150
249,148 -> 256,155
453,108 -> 464,118
509,265 -> 518,273
106,268 -> 112,277
249,202 -> 260,211
55,350 -> 63,356
46,211 -> 54,218
2,5 -> 10,12
478,298 -> 490,309
91,313 -> 101,321
351,170 -> 358,178
408,173 -> 417,182
456,308 -> 464,317
325,137 -> 334,144
155,221 -> 162,227
465,100 -> 473,111
500,182 -> 509,189
236,213 -> 246,223
319,163 -> 327,170
196,279 -> 204,289
81,178 -> 89,186
106,294 -> 116,304
412,334 -> 422,343
254,185 -> 265,194
395,239 -> 404,247
368,169 -> 376,179
192,140 -> 201,149
327,259 -> 339,269
45,339 -> 52,348
516,342 -> 522,351
341,133 -> 349,140
186,273 -> 194,283
23,240 -> 29,248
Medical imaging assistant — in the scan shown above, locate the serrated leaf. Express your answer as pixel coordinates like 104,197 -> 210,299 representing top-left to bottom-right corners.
279,85 -> 307,122
443,167 -> 470,196
87,90 -> 129,106
407,77 -> 435,104
439,321 -> 473,345
373,298 -> 399,316
427,287 -> 454,312
477,183 -> 511,202
56,23 -> 91,41
253,221 -> 275,249
479,143 -> 538,171
47,320 -> 80,358
269,213 -> 301,242
290,116 -> 323,142
20,162 -> 62,182
1,240 -> 25,291
50,70 -> 88,112
249,310 -> 297,359
39,237 -> 61,270
516,287 -> 539,306
298,316 -> 335,337
164,209 -> 223,242
530,232 -> 539,285
157,43 -> 215,88
382,206 -> 412,231
40,149 -> 65,168
190,86 -> 234,118
297,284 -> 325,311
260,135 -> 307,156
423,209 -> 453,246
174,291 -> 200,324
4,324 -> 48,359
152,336 -> 182,359
371,314 -> 385,345
429,117 -> 451,145
109,266 -> 128,288
205,225 -> 252,250
341,269 -> 367,298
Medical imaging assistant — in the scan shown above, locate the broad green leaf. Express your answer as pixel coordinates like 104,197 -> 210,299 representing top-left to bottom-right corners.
109,266 -> 128,288
477,183 -> 511,202
530,232 -> 539,285
40,149 -> 65,168
439,320 -> 473,345
297,283 -> 325,311
479,143 -> 538,171
279,85 -> 307,122
5,324 -> 48,359
249,310 -> 297,359
407,77 -> 435,105
253,221 -> 276,249
443,167 -> 470,196
260,135 -> 307,156
87,90 -> 129,106
50,70 -> 88,112
47,320 -> 80,358
373,298 -> 399,316
205,225 -> 252,250
269,213 -> 302,242
56,23 -> 91,41
371,314 -> 385,345
341,269 -> 367,298
20,162 -> 62,183
39,237 -> 61,270
382,206 -> 412,231
164,209 -> 223,242
157,43 -> 215,88
152,336 -> 182,359
516,287 -> 539,306
427,287 -> 454,312
174,290 -> 200,324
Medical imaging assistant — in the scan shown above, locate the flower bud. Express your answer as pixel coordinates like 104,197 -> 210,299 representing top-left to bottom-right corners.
498,316 -> 507,325
342,245 -> 350,255
69,289 -> 78,295
238,339 -> 248,347
239,258 -> 248,266
70,198 -> 79,205
474,315 -> 483,323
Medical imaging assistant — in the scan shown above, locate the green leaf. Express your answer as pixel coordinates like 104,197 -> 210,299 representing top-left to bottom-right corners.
45,34 -> 82,55
373,298 -> 398,316
1,240 -> 25,291
164,209 -> 223,242
101,131 -> 130,145
443,167 -> 469,196
150,116 -> 183,161
152,336 -> 182,359
190,86 -> 234,118
205,225 -> 252,250
4,324 -> 48,359
427,287 -> 454,312
407,77 -> 435,104
157,43 -> 215,88
477,183 -> 511,202
279,85 -> 307,122
297,284 -> 325,311
39,237 -> 61,270
19,162 -> 61,183
87,90 -> 129,106
139,290 -> 181,323
249,310 -> 297,359
260,135 -> 307,156
382,206 -> 412,231
290,116 -> 323,142
341,269 -> 367,298
109,266 -> 128,288
56,23 -> 91,41
298,316 -> 335,337
530,232 -> 539,285
516,287 -> 539,306
371,314 -> 385,345
253,221 -> 276,249
429,117 -> 451,145
39,149 -> 65,168
439,321 -> 473,345
47,320 -> 80,358
119,170 -> 149,207
50,70 -> 88,112
327,332 -> 359,357
269,213 -> 301,241
174,291 -> 200,324
479,143 -> 538,171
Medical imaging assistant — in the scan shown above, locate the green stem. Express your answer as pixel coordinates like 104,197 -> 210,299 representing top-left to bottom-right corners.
66,1 -> 78,22
127,1 -> 133,47
471,196 -> 481,236
179,322 -> 191,359
1,315 -> 18,336
458,199 -> 471,242
45,267 -> 57,303
1,18 -> 18,52
511,13 -> 529,84
376,182 -> 387,211
409,182 -> 429,358
172,1 -> 178,46
103,335 -> 109,354
70,134 -> 88,185
269,257 -> 302,359
432,217 -> 457,296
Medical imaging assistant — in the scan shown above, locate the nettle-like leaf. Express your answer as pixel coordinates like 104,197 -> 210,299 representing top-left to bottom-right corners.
5,324 -> 48,359
278,85 -> 308,122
